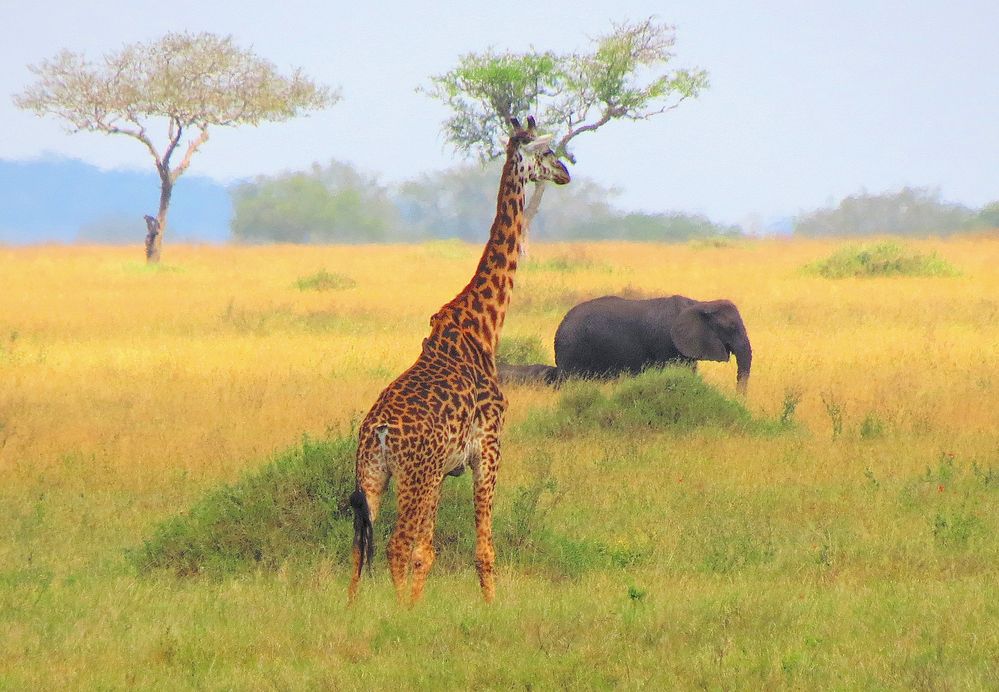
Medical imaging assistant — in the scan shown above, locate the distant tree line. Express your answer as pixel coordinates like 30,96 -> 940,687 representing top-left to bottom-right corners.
230,159 -> 741,243
231,164 -> 998,244
793,187 -> 998,237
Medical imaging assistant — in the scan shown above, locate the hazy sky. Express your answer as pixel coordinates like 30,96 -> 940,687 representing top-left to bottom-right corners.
1,0 -> 996,225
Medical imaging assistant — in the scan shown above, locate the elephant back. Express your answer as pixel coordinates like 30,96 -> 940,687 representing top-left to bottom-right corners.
554,295 -> 691,376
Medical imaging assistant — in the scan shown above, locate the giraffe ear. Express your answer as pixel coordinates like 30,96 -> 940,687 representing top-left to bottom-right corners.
524,133 -> 553,152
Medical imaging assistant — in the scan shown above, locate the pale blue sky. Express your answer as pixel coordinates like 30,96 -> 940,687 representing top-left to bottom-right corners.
1,0 -> 996,226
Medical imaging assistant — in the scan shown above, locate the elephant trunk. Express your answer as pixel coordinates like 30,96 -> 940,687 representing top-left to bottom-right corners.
733,338 -> 752,396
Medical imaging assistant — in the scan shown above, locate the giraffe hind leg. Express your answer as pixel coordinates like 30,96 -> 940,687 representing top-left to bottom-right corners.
347,448 -> 388,604
409,482 -> 443,604
386,474 -> 425,605
472,435 -> 500,603
347,489 -> 372,603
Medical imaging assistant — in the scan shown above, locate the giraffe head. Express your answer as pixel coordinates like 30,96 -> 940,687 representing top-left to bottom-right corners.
510,116 -> 570,186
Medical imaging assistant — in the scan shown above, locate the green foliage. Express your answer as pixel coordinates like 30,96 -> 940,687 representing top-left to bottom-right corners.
932,511 -> 981,548
806,242 -> 959,278
780,388 -> 803,426
978,201 -> 999,228
859,412 -> 886,439
420,51 -> 561,161
294,269 -> 356,291
422,18 -> 707,163
14,32 -> 337,260
395,161 -> 742,243
794,187 -> 978,237
232,161 -> 402,243
15,32 -> 336,133
396,163 -> 507,241
820,392 -> 844,440
496,335 -> 549,365
611,212 -> 740,242
131,436 -> 610,579
128,435 -> 356,576
520,367 -> 774,437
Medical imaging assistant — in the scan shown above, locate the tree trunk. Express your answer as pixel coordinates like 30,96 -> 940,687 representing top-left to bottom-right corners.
147,177 -> 173,264
520,181 -> 548,257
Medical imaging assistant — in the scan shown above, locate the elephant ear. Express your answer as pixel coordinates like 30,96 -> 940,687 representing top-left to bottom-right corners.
670,306 -> 730,362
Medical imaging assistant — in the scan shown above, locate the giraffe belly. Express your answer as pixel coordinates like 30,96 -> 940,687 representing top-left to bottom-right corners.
443,425 -> 482,476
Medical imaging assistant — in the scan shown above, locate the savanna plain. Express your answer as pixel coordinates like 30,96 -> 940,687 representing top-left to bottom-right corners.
1,236 -> 998,689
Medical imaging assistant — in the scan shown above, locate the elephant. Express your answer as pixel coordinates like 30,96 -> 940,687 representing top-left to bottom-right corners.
553,295 -> 752,394
497,363 -> 559,386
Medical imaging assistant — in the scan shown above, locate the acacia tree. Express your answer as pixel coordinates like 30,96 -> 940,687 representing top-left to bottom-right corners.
14,32 -> 338,262
423,17 -> 708,250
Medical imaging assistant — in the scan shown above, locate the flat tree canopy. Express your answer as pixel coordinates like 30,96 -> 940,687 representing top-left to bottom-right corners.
14,31 -> 338,261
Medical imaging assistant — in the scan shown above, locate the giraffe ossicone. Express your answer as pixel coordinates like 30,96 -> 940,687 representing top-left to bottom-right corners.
347,117 -> 570,605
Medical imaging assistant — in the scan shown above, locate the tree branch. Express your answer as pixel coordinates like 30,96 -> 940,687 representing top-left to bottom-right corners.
170,127 -> 210,183
161,117 -> 184,175
104,122 -> 163,170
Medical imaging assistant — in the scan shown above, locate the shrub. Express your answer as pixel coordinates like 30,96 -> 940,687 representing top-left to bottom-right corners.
859,412 -> 886,439
519,367 -> 775,437
805,242 -> 959,278
496,335 -> 549,365
295,269 -> 356,291
130,435 -> 606,579
129,435 -> 357,576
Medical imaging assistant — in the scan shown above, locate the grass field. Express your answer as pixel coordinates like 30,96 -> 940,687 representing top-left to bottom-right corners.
1,235 -> 998,688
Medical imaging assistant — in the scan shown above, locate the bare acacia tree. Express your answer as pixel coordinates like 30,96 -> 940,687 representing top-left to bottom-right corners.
423,17 -> 708,252
14,32 -> 339,262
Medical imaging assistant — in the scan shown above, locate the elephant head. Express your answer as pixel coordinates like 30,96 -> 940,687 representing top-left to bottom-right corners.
670,299 -> 752,394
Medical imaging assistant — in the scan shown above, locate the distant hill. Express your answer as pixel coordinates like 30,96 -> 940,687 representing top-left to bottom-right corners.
0,157 -> 232,244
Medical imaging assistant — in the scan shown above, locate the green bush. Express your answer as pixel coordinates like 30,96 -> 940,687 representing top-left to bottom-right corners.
519,367 -> 776,437
130,436 -> 607,579
295,269 -> 356,291
806,242 -> 959,278
496,335 -> 549,365
129,435 -> 357,576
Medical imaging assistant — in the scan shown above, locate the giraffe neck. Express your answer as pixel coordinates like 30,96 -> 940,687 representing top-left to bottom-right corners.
435,145 -> 528,356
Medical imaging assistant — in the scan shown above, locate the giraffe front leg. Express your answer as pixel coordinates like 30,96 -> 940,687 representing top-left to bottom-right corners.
472,434 -> 500,603
409,482 -> 443,604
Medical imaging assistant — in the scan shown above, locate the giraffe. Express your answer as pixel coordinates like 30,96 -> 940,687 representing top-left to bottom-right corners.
348,117 -> 570,605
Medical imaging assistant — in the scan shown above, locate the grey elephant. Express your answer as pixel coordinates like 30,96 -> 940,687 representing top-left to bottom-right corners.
553,295 -> 752,394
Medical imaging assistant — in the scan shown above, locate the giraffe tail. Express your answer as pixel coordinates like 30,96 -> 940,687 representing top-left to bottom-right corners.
350,488 -> 374,576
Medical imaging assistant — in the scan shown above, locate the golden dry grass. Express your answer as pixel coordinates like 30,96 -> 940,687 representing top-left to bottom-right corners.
1,235 -> 998,687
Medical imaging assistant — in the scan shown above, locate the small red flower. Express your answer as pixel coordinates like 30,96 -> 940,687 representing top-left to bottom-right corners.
938,484 -> 945,493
